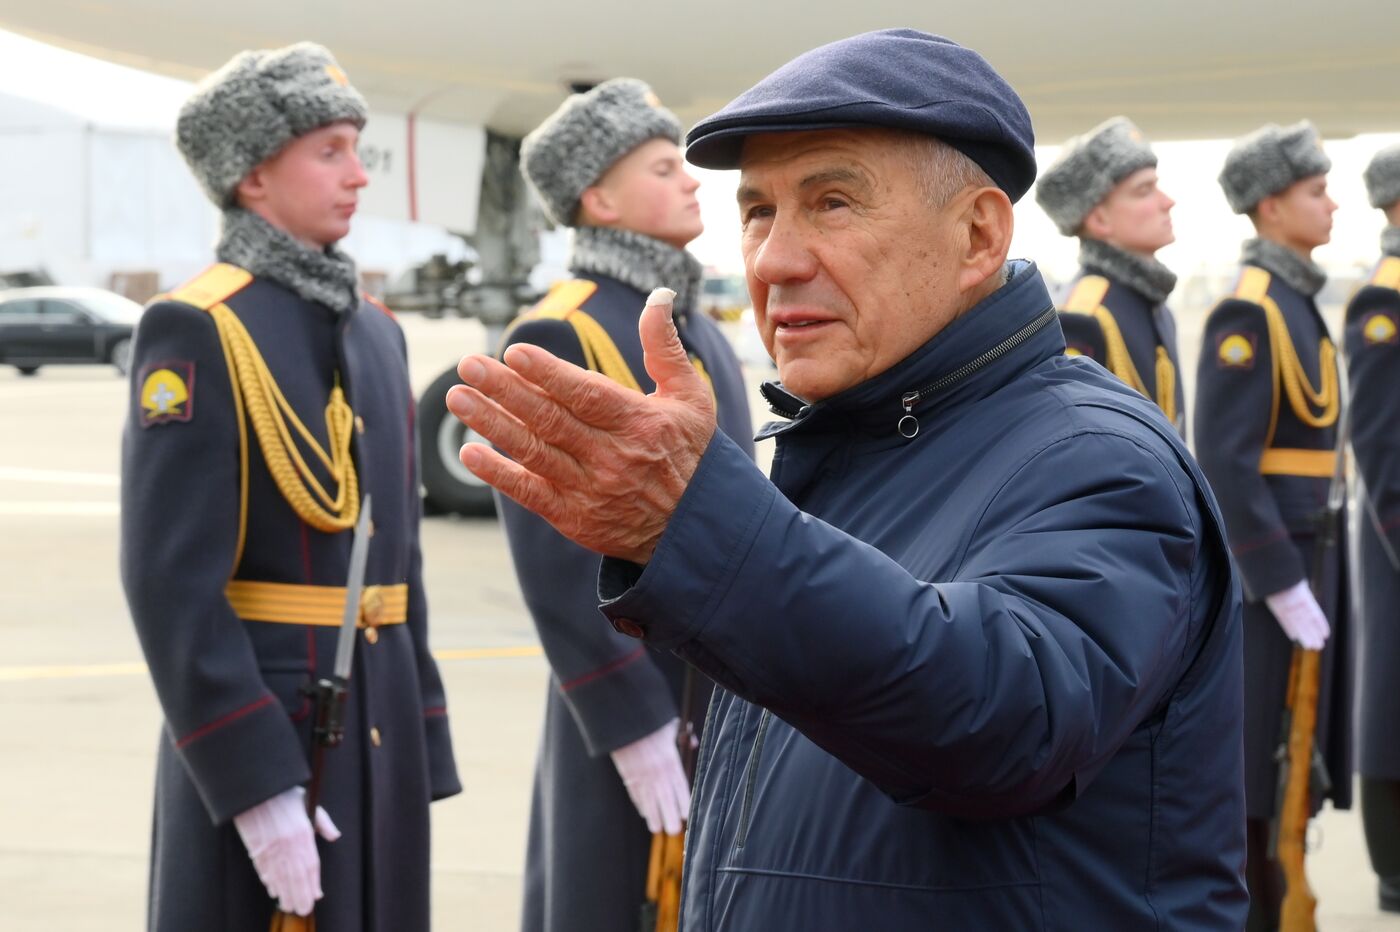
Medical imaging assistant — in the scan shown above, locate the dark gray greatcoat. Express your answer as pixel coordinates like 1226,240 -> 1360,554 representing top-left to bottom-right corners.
1057,267 -> 1186,435
497,272 -> 754,932
1344,258 -> 1400,780
1194,263 -> 1353,818
121,271 -> 461,931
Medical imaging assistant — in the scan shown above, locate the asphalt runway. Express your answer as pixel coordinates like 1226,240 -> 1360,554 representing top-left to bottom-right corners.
1,311 -> 1396,930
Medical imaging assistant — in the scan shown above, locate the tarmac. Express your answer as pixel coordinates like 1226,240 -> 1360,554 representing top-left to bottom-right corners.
1,310 -> 1398,930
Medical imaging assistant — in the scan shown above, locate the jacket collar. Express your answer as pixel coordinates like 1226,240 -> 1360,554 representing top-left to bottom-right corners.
1078,238 -> 1177,306
1382,225 -> 1400,260
569,226 -> 704,315
216,208 -> 360,315
1241,236 -> 1326,297
758,261 -> 1060,441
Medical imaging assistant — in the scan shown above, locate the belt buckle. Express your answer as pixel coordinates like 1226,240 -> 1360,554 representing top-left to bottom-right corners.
360,585 -> 385,629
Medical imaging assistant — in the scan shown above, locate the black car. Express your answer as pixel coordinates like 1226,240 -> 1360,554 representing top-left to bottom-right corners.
0,287 -> 142,376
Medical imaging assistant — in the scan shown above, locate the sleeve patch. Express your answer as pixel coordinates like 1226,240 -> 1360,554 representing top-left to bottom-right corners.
138,360 -> 195,427
1216,332 -> 1256,370
1364,313 -> 1398,345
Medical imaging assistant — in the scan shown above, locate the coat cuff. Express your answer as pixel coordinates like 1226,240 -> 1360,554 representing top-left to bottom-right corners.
423,711 -> 462,801
174,695 -> 311,825
558,648 -> 678,755
599,431 -> 776,648
1231,533 -> 1306,601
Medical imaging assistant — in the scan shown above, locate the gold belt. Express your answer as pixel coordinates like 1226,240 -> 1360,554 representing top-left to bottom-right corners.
225,580 -> 408,628
1258,448 -> 1336,478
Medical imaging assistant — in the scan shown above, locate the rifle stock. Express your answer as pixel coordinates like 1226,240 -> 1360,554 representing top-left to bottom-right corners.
1272,419 -> 1347,932
1274,646 -> 1320,932
268,675 -> 348,931
641,669 -> 701,932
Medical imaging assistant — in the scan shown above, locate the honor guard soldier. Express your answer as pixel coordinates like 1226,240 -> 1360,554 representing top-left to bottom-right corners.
1346,143 -> 1400,913
1195,121 -> 1350,932
1036,117 -> 1186,433
502,79 -> 755,932
120,43 -> 460,930
450,30 -> 1247,931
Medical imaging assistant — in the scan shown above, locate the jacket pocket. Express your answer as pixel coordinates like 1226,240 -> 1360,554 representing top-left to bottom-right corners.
735,709 -> 773,850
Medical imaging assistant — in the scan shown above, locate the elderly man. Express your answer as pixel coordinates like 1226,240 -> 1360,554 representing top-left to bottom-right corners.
1195,121 -> 1348,932
448,29 -> 1246,929
1346,143 -> 1400,913
1036,117 -> 1185,433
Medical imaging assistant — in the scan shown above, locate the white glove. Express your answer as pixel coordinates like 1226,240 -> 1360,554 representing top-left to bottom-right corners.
1264,580 -> 1330,651
233,786 -> 341,916
610,718 -> 690,835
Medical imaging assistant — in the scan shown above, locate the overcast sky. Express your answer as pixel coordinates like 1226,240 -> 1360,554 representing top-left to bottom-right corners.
2,27 -> 1396,285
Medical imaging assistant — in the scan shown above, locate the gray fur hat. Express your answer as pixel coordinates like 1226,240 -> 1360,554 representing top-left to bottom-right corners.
521,78 -> 682,226
1364,144 -> 1400,209
176,42 -> 368,206
1035,117 -> 1157,236
1218,121 -> 1331,215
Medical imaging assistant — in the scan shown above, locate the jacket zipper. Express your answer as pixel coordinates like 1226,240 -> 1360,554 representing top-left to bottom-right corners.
898,306 -> 1057,439
734,708 -> 773,850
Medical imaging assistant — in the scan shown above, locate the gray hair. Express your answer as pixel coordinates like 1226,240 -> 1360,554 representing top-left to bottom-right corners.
899,133 -> 1008,284
900,133 -> 997,208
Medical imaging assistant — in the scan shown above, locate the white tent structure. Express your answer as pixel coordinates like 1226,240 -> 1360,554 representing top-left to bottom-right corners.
0,80 -> 492,296
0,90 -> 215,292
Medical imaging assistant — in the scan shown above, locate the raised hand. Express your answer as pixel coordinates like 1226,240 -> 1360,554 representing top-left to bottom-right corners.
445,290 -> 716,564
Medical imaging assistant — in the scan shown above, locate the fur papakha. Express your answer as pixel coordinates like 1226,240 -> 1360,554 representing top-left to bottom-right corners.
176,42 -> 368,207
1218,121 -> 1331,215
521,78 -> 682,227
1035,117 -> 1157,236
1364,144 -> 1400,210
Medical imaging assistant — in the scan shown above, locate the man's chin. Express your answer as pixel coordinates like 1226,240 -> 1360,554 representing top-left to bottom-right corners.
775,361 -> 840,403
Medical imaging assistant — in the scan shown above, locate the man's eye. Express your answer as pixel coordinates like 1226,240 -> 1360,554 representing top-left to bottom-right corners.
820,197 -> 849,211
742,206 -> 774,223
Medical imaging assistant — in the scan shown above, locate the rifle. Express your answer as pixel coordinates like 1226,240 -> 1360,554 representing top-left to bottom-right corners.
640,667 -> 702,932
270,496 -> 372,932
1270,420 -> 1347,932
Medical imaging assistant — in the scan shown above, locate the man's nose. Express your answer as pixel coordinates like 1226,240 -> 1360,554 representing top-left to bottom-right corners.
347,153 -> 369,189
682,170 -> 701,193
751,214 -> 819,285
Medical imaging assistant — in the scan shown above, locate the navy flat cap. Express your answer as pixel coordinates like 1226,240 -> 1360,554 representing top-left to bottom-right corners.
685,29 -> 1037,203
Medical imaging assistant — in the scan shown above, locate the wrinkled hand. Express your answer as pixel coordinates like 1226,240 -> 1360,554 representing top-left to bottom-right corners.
1264,580 -> 1330,650
446,290 -> 716,563
611,718 -> 690,835
233,786 -> 341,916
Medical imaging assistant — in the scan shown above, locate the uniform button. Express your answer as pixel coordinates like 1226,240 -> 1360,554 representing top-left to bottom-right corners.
370,726 -> 382,747
364,626 -> 379,645
355,415 -> 366,435
612,617 -> 645,638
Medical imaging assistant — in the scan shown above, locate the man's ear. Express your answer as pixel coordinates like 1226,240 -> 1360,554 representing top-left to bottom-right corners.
957,187 -> 1014,294
1080,203 -> 1111,241
1254,195 -> 1280,228
235,165 -> 268,207
578,185 -> 621,225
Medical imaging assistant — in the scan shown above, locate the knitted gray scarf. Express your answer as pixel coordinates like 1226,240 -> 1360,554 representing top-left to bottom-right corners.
1382,226 -> 1400,259
216,208 -> 360,314
1078,238 -> 1177,306
569,226 -> 703,315
1241,237 -> 1326,297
